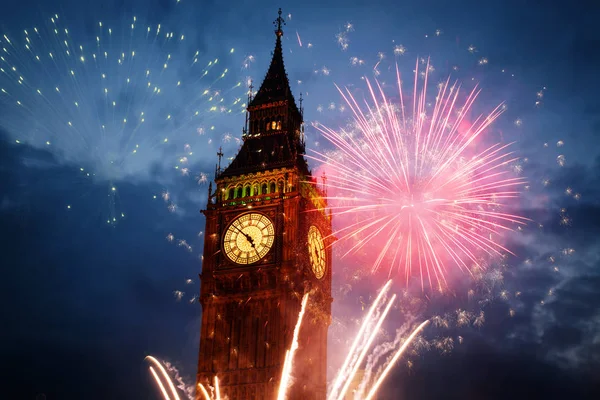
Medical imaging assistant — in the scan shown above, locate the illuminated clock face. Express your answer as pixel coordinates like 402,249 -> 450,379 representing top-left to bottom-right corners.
308,225 -> 326,279
223,213 -> 275,265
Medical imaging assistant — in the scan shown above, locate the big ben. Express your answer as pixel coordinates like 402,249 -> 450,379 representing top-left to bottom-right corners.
196,9 -> 333,400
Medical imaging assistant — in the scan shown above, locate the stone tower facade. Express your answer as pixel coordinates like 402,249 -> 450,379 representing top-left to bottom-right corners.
196,9 -> 332,400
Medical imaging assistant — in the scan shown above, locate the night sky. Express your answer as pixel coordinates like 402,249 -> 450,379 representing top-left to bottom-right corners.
1,0 -> 599,399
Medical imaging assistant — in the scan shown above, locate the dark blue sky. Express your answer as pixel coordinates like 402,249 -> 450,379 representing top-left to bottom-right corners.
1,0 -> 599,399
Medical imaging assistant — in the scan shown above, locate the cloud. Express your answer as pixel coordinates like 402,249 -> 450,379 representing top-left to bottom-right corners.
0,4 -> 247,189
485,155 -> 600,375
0,134 -> 202,398
384,335 -> 600,399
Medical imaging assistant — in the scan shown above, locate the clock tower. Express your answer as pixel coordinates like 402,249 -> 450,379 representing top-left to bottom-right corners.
196,9 -> 332,400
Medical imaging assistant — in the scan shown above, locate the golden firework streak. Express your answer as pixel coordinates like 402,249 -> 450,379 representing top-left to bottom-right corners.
328,280 -> 392,400
277,292 -> 310,400
364,320 -> 431,400
145,355 -> 181,400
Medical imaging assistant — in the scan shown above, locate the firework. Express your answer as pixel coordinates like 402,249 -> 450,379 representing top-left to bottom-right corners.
145,355 -> 182,400
312,60 -> 528,290
334,292 -> 396,399
197,383 -> 211,400
328,280 -> 393,399
327,281 -> 429,400
363,320 -> 430,400
149,366 -> 172,400
0,14 -> 245,223
149,294 -> 309,400
277,292 -> 310,400
214,376 -> 222,400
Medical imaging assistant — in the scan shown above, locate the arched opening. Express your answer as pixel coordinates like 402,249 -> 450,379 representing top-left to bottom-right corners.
243,185 -> 251,197
252,184 -> 259,196
228,188 -> 234,200
261,183 -> 268,194
270,181 -> 276,193
235,186 -> 242,198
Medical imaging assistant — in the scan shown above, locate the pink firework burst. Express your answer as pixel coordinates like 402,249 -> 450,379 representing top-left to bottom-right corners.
312,60 -> 528,290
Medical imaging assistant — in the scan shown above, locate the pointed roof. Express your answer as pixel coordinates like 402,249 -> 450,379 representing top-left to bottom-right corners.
219,9 -> 307,179
220,133 -> 306,177
249,9 -> 298,111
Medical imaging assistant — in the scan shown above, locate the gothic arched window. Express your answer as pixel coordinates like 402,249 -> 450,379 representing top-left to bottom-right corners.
270,181 -> 276,193
228,188 -> 234,200
261,183 -> 268,194
235,186 -> 242,198
252,183 -> 259,196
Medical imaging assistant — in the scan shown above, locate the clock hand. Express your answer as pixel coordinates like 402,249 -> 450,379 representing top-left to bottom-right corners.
232,224 -> 256,248
231,224 -> 247,237
231,224 -> 253,243
245,221 -> 257,247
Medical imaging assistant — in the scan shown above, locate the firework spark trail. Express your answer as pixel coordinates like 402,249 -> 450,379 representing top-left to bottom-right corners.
145,356 -> 181,400
364,320 -> 430,400
214,376 -> 221,400
328,281 -> 432,400
197,384 -> 211,400
312,61 -> 528,289
149,366 -> 172,400
0,14 -> 245,224
148,287 -> 427,400
355,318 -> 417,399
277,292 -> 310,400
328,280 -> 392,400
335,293 -> 397,400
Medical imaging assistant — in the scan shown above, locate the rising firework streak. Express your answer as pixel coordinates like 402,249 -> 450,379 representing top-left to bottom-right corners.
149,285 -> 426,400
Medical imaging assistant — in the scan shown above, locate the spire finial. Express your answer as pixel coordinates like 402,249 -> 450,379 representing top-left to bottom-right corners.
216,146 -> 224,176
274,8 -> 285,37
217,146 -> 224,166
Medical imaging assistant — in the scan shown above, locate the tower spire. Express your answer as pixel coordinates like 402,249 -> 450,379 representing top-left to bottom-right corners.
248,8 -> 296,108
221,8 -> 306,178
243,80 -> 253,139
274,8 -> 285,37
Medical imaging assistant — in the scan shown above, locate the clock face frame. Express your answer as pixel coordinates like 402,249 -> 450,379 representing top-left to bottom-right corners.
223,213 -> 275,265
308,225 -> 326,279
